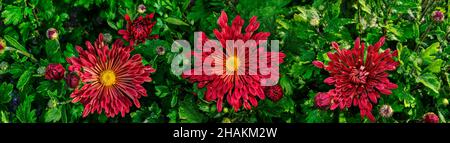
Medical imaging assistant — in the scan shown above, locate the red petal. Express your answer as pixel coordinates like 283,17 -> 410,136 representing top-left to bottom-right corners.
312,61 -> 325,68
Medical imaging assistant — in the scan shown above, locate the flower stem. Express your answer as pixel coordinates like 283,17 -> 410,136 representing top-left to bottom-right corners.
415,23 -> 434,51
7,47 -> 38,62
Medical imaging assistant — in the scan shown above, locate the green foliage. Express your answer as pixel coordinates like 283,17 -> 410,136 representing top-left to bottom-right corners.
16,95 -> 37,123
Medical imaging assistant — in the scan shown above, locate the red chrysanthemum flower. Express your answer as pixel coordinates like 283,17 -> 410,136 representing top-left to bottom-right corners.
182,11 -> 285,112
67,33 -> 156,118
118,14 -> 158,46
313,37 -> 399,122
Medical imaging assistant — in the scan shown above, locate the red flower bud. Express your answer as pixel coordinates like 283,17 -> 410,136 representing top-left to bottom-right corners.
314,92 -> 331,109
265,85 -> 283,102
138,4 -> 146,14
45,63 -> 65,80
432,11 -> 444,22
46,28 -> 58,40
65,72 -> 80,88
423,112 -> 439,123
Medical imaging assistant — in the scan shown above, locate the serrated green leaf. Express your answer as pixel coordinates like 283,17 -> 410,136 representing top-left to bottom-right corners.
421,42 -> 440,65
168,110 -> 177,123
155,85 -> 169,98
418,73 -> 441,94
44,107 -> 62,123
17,69 -> 32,91
279,76 -> 293,96
16,95 -> 37,123
425,59 -> 443,73
179,96 -> 206,123
1,5 -> 23,25
0,82 -> 13,104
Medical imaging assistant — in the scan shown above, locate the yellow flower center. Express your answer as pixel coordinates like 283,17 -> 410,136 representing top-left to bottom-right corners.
225,56 -> 240,72
100,70 -> 116,86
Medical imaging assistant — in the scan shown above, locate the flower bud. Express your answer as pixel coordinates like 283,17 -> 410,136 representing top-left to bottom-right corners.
156,46 -> 165,55
314,92 -> 331,109
223,107 -> 229,113
310,18 -> 320,26
46,28 -> 58,40
137,4 -> 146,14
222,117 -> 232,123
432,11 -> 444,22
0,38 -> 6,54
65,72 -> 80,88
423,112 -> 439,123
37,66 -> 46,75
0,61 -> 8,72
442,98 -> 449,106
103,33 -> 113,43
264,85 -> 283,102
45,63 -> 65,80
379,105 -> 393,118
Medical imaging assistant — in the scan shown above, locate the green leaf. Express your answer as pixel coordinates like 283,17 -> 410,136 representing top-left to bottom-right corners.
171,94 -> 178,107
16,69 -> 32,90
37,0 -> 55,20
1,5 -> 23,25
107,20 -> 118,30
167,110 -> 177,123
17,69 -> 32,91
74,0 -> 95,9
179,96 -> 206,123
164,17 -> 189,26
279,76 -> 293,96
4,35 -> 27,52
44,107 -> 62,123
0,111 -> 9,123
0,82 -> 13,104
63,43 -> 76,58
425,59 -> 443,73
16,95 -> 37,123
421,42 -> 440,65
417,73 -> 441,94
45,40 -> 63,63
155,85 -> 169,98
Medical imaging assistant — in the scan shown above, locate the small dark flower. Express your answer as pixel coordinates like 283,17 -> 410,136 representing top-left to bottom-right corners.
46,28 -> 58,40
423,112 -> 439,123
45,63 -> 65,80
